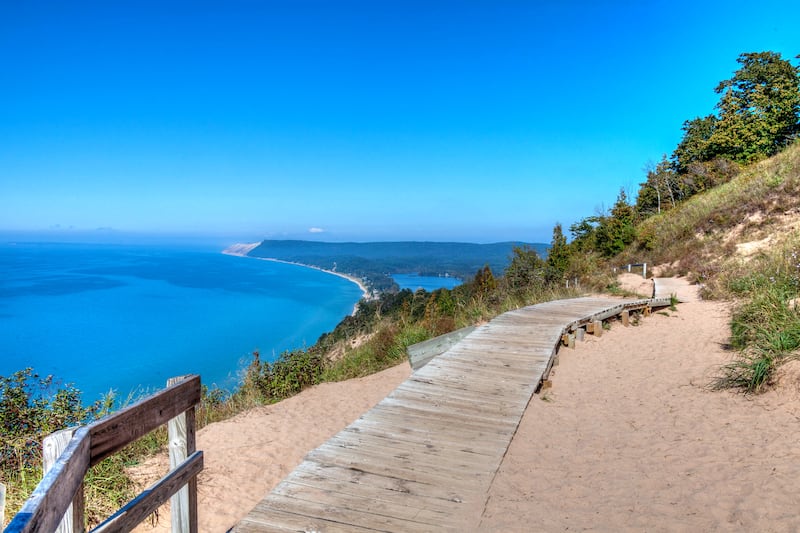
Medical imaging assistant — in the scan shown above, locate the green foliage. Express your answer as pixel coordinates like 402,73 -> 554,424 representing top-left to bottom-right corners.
568,216 -> 600,252
545,223 -> 570,283
505,246 -> 545,293
595,189 -> 637,257
240,349 -> 325,403
472,265 -> 497,297
710,52 -> 800,164
636,156 -> 680,216
672,115 -> 719,174
0,370 -> 104,473
322,323 -> 430,381
0,369 -> 132,526
636,51 -> 798,217
671,51 -> 800,174
714,238 -> 800,392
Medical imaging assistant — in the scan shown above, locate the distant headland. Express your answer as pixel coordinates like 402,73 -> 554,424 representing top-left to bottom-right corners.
224,239 -> 549,292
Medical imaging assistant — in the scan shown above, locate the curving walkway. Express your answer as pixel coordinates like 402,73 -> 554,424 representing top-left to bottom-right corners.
234,295 -> 671,532
653,277 -> 698,302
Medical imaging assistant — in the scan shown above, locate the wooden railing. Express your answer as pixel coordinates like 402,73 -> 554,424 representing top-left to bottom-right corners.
4,375 -> 203,533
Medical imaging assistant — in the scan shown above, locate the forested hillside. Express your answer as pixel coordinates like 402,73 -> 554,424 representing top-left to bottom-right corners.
247,240 -> 548,291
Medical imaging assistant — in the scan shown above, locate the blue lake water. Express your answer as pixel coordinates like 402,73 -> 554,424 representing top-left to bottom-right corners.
392,273 -> 462,292
0,243 -> 363,402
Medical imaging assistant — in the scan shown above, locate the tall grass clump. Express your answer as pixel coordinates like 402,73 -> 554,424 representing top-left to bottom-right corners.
715,237 -> 800,392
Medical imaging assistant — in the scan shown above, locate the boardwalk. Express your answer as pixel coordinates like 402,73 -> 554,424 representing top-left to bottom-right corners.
234,296 -> 670,532
653,277 -> 697,302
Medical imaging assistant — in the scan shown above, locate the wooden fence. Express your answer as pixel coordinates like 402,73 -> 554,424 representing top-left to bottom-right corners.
4,375 -> 203,533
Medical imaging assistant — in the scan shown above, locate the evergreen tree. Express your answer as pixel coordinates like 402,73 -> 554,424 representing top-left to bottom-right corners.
545,223 -> 570,282
595,189 -> 636,257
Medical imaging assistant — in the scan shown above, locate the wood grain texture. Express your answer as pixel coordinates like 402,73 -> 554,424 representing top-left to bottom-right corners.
88,375 -> 200,466
5,428 -> 90,533
91,451 -> 203,533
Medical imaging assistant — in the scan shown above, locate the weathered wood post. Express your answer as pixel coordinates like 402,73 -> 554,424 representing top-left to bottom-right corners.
167,376 -> 199,533
621,310 -> 630,327
1,482 -> 6,529
642,263 -> 647,279
43,427 -> 84,533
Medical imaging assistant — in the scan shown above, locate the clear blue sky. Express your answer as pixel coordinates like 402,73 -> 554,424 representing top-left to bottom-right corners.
1,1 -> 798,245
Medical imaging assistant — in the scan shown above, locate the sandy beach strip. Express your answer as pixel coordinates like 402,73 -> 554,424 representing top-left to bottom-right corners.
222,243 -> 371,313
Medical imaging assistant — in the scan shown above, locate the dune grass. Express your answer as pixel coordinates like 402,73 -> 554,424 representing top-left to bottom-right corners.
712,236 -> 800,392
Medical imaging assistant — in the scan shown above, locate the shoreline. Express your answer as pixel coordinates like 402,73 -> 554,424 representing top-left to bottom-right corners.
222,243 -> 370,315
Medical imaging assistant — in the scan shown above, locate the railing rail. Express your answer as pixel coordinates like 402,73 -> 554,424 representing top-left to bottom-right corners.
4,375 -> 203,533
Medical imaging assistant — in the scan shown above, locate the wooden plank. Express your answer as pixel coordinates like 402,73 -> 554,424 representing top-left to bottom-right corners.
342,425 -> 501,459
323,431 -> 500,469
1,482 -> 6,531
89,375 -> 201,465
271,481 -> 451,525
90,451 -> 203,533
249,492 -> 443,533
375,397 -> 521,430
349,412 -> 512,451
349,411 -> 512,448
310,438 -> 499,481
419,358 -> 540,381
166,376 -> 198,533
5,428 -> 90,533
236,505 -> 376,532
405,373 -> 528,395
406,326 -> 476,370
286,460 -> 480,505
394,379 -> 522,409
43,427 -> 84,533
305,445 -> 493,489
383,389 -> 521,421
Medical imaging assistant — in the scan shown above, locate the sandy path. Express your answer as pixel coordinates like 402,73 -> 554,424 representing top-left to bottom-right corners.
479,289 -> 800,531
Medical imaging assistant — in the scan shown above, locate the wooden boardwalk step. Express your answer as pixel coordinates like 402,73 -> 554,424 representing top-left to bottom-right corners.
233,295 -> 669,532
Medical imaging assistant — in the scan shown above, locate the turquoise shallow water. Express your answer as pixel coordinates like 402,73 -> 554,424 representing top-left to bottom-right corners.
392,273 -> 462,291
0,243 -> 363,402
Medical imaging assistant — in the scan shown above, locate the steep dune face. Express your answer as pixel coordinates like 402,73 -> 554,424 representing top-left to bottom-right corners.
222,242 -> 261,256
633,143 -> 800,284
